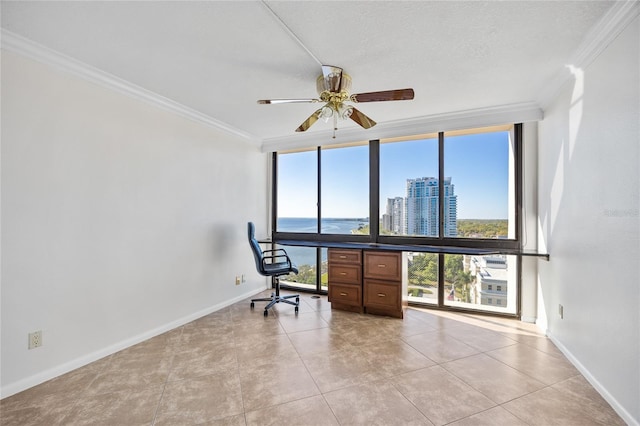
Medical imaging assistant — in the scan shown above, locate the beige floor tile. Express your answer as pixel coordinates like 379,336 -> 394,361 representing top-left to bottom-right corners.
234,332 -> 300,368
318,308 -> 370,328
502,385 -> 609,425
487,343 -> 580,385
86,351 -> 173,395
391,365 -> 495,425
239,357 -> 320,411
200,413 -> 247,425
301,346 -> 382,393
448,406 -> 528,426
180,323 -> 235,348
324,380 -> 433,425
298,294 -> 332,312
403,330 -> 479,363
276,310 -> 329,333
335,321 -> 398,346
442,353 -> 545,403
287,327 -> 354,356
245,394 -> 338,426
551,375 -> 627,426
61,386 -> 164,425
500,328 -> 565,357
231,313 -> 286,338
198,413 -> 247,425
382,314 -> 438,338
0,404 -> 69,426
0,362 -> 102,413
358,338 -> 436,378
168,341 -> 238,382
154,373 -> 244,425
442,322 -> 518,352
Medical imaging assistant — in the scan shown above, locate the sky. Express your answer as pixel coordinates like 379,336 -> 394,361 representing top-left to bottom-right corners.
278,130 -> 511,220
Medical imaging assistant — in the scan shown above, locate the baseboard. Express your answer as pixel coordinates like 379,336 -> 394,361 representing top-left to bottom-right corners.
546,331 -> 639,426
0,287 -> 265,399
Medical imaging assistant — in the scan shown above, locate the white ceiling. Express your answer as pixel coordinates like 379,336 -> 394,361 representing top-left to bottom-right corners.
1,1 -> 618,146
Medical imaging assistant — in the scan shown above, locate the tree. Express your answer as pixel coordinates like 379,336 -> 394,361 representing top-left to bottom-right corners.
408,254 -> 438,286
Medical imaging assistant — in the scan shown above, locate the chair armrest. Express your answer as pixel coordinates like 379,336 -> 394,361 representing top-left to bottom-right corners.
261,249 -> 293,269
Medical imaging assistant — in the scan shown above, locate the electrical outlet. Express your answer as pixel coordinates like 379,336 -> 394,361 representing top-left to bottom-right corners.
559,304 -> 564,319
241,274 -> 246,283
28,330 -> 42,349
235,276 -> 241,285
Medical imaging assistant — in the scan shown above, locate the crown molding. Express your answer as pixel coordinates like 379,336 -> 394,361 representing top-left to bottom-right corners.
1,29 -> 260,145
537,0 -> 640,109
260,102 -> 543,153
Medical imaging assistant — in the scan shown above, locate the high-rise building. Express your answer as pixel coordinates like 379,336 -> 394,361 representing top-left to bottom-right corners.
383,197 -> 404,234
405,177 -> 457,237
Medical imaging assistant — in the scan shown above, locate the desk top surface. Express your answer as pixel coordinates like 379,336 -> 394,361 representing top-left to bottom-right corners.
260,239 -> 549,259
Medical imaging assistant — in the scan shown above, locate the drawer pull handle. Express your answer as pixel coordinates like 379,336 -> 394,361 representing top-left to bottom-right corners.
377,293 -> 386,297
377,264 -> 386,268
339,255 -> 347,259
340,272 -> 347,275
340,292 -> 348,296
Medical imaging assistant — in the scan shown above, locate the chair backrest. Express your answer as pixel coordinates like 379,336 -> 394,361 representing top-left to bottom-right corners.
247,222 -> 265,275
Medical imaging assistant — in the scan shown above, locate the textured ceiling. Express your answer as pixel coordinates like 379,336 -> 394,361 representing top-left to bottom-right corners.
1,1 -> 616,144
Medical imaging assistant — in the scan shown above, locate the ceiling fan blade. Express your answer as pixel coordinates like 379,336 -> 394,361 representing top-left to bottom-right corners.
295,108 -> 323,132
349,107 -> 377,129
321,65 -> 343,92
257,98 -> 320,105
350,88 -> 415,103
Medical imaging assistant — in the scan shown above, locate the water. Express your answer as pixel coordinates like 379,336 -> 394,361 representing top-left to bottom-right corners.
276,217 -> 368,266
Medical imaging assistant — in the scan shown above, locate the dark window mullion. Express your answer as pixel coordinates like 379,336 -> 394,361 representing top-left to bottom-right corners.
370,140 -> 380,243
438,132 -> 445,240
438,132 -> 445,306
271,152 -> 278,236
317,146 -> 322,234
317,146 -> 322,290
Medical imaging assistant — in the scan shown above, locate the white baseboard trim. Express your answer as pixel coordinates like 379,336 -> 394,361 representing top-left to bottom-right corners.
547,331 -> 639,426
0,287 -> 265,399
520,315 -> 537,324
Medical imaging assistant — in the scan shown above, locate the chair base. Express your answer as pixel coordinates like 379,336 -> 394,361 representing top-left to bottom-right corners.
251,292 -> 299,316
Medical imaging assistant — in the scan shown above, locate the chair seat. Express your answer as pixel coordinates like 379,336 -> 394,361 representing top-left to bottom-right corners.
263,262 -> 299,275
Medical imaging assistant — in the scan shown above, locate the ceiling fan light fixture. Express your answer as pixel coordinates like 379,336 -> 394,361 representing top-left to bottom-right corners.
320,105 -> 334,121
339,104 -> 353,120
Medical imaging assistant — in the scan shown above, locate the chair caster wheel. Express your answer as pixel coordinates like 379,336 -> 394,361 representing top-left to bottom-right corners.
250,302 -> 254,309
264,310 -> 268,317
295,306 -> 299,314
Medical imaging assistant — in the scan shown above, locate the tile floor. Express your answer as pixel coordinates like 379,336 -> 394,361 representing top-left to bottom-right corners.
1,291 -> 625,425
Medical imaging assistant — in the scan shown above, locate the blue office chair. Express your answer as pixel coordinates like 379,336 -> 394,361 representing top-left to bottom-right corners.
248,222 -> 299,316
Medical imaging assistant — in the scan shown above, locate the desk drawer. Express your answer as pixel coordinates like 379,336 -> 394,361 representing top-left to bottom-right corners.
364,251 -> 401,280
329,249 -> 362,264
328,264 -> 361,285
364,280 -> 399,309
329,283 -> 362,307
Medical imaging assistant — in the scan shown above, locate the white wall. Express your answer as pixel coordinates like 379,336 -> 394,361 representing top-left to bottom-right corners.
537,16 -> 639,425
1,51 -> 270,397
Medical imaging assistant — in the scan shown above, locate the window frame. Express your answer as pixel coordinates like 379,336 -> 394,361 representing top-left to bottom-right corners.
270,124 -> 524,316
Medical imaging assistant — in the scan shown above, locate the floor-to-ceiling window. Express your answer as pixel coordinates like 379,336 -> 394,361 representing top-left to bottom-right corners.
273,124 -> 521,316
275,144 -> 370,292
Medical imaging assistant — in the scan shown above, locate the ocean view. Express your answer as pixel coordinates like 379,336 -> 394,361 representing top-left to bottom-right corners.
276,217 -> 368,266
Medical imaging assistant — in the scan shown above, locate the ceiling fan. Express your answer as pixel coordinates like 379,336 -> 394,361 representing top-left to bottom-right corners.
258,65 -> 414,137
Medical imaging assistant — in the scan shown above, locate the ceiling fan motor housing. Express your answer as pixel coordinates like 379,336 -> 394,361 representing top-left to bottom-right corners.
317,73 -> 351,96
